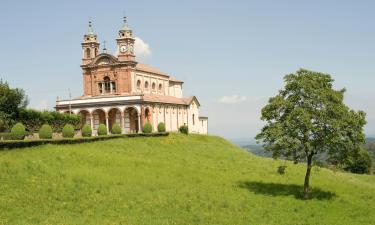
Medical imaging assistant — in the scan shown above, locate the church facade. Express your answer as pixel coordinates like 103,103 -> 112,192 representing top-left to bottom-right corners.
55,18 -> 208,134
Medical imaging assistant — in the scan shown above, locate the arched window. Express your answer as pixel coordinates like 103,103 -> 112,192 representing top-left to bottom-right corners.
85,48 -> 91,58
152,82 -> 156,90
104,76 -> 110,93
192,114 -> 195,125
158,83 -> 162,91
137,80 -> 141,89
145,81 -> 149,89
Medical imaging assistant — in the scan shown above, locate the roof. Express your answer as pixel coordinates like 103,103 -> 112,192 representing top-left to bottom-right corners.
136,63 -> 169,77
169,76 -> 184,83
142,94 -> 199,106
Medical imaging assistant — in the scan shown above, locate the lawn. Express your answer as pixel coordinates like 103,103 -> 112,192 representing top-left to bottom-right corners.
0,134 -> 374,225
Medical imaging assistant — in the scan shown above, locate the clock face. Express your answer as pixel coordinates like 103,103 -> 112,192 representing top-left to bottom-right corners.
120,45 -> 127,53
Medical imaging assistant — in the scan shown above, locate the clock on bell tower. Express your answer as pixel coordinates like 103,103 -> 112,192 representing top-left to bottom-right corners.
116,16 -> 136,63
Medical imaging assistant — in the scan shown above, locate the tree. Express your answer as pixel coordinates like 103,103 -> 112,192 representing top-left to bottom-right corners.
256,69 -> 366,199
0,80 -> 28,128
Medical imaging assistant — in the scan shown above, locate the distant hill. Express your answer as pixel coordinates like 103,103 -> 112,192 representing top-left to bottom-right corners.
0,134 -> 375,224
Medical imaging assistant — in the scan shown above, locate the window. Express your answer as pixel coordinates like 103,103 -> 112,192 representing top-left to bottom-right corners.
85,48 -> 91,58
145,81 -> 149,89
192,114 -> 195,125
111,82 -> 116,93
152,82 -> 156,90
137,80 -> 141,89
104,76 -> 110,93
158,83 -> 162,91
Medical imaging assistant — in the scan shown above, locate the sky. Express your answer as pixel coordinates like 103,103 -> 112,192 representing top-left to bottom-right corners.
1,0 -> 375,140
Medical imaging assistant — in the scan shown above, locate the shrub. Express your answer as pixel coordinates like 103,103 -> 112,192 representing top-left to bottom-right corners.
62,124 -> 75,138
81,124 -> 92,137
18,109 -> 81,133
10,123 -> 26,140
157,122 -> 166,133
97,124 -> 107,136
143,122 -> 152,133
111,124 -> 122,135
39,124 -> 53,139
179,125 -> 189,135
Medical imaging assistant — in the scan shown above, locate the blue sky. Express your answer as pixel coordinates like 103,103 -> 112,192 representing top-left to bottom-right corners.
1,0 -> 375,139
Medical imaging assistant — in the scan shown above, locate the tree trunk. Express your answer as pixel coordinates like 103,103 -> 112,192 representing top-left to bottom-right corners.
303,154 -> 313,199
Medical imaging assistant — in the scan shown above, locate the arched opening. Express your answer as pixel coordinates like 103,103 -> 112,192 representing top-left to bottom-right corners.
124,107 -> 139,133
152,82 -> 156,91
78,110 -> 91,128
158,83 -> 163,92
137,80 -> 141,89
144,108 -> 151,123
85,48 -> 91,58
92,109 -> 106,131
192,114 -> 195,126
145,81 -> 149,89
108,108 -> 121,133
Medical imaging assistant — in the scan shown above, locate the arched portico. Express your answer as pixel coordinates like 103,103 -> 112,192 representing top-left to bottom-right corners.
108,108 -> 121,132
124,106 -> 140,133
78,109 -> 91,128
92,108 -> 106,131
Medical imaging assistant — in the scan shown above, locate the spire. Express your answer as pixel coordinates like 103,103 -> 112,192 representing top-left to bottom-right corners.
121,15 -> 130,31
87,20 -> 94,35
103,41 -> 108,53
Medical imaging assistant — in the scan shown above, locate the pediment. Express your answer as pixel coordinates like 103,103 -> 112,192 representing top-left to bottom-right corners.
91,53 -> 119,66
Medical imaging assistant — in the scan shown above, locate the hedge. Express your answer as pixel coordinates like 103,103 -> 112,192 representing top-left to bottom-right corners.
18,109 -> 80,133
0,132 -> 169,150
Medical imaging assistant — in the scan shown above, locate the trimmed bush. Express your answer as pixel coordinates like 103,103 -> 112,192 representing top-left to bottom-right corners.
62,124 -> 75,138
179,125 -> 189,135
143,122 -> 152,134
157,122 -> 166,133
111,124 -> 122,135
81,124 -> 92,137
39,124 -> 53,139
10,123 -> 26,140
97,124 -> 107,136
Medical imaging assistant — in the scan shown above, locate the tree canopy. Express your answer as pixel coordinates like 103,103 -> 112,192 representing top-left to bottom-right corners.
0,80 -> 28,131
256,69 -> 367,199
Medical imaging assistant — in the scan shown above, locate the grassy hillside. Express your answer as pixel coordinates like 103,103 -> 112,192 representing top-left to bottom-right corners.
0,134 -> 374,225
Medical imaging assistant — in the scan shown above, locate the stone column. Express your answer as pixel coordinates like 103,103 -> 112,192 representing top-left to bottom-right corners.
121,111 -> 125,134
105,114 -> 109,134
90,114 -> 94,132
138,114 -> 141,133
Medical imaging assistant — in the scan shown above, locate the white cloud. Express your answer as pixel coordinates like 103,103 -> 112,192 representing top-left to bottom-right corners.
134,37 -> 151,58
218,95 -> 247,104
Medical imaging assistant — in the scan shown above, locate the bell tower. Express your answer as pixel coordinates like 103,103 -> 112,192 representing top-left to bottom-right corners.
116,16 -> 136,63
81,20 -> 100,65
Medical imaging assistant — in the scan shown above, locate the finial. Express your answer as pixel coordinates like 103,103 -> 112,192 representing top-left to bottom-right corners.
103,41 -> 108,53
87,18 -> 94,35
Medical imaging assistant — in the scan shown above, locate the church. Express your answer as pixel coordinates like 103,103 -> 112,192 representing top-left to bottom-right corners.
55,18 -> 208,135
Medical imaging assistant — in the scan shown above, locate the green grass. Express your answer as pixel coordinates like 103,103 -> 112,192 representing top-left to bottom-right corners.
0,134 -> 374,225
